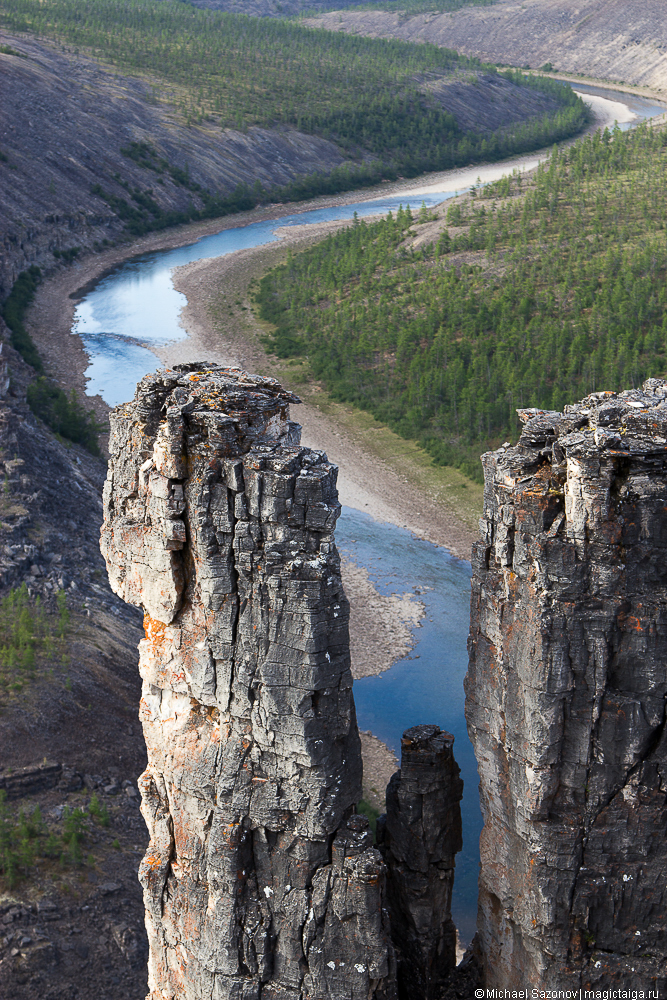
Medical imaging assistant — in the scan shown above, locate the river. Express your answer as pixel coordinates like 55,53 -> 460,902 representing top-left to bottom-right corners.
68,82 -> 665,944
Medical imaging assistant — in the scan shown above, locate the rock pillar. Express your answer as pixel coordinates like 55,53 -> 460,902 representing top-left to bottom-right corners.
101,364 -> 396,1000
466,379 -> 667,990
382,725 -> 463,1000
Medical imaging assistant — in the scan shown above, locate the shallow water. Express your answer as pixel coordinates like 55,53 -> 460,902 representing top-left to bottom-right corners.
72,189 -> 479,405
336,506 -> 478,942
567,80 -> 666,130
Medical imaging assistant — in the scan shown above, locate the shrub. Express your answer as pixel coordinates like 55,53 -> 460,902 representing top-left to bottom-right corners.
1,266 -> 43,371
27,378 -> 102,456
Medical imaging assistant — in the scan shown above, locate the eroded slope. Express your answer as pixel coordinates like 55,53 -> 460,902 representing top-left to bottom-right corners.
310,1 -> 667,92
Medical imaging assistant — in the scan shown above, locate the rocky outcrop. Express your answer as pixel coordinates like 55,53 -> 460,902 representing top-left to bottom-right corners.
310,2 -> 667,94
467,379 -> 667,990
381,725 -> 463,1000
101,363 -> 397,1000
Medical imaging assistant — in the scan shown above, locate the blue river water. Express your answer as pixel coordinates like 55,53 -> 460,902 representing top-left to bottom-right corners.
336,506 -> 477,943
73,82 -> 665,407
68,81 -> 665,944
73,188 -> 474,405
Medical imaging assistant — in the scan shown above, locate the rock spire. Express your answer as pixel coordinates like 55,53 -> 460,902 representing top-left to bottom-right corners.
101,364 -> 396,1000
467,378 -> 667,990
381,725 -> 463,1000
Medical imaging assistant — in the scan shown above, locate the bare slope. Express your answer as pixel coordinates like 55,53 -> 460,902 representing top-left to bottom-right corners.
0,25 -> 584,303
309,1 -> 667,92
0,34 -> 347,298
164,0 -> 373,13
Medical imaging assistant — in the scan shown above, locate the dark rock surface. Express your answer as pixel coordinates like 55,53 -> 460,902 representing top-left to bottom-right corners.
466,381 -> 667,989
101,363 -> 397,999
382,725 -> 463,1000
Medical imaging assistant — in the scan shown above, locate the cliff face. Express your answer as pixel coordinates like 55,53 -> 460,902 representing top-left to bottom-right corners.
311,1 -> 667,93
100,363 -> 397,1000
466,379 -> 667,989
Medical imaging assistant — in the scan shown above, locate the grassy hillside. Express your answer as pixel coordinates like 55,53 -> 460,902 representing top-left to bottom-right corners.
255,123 -> 667,480
2,0 -> 587,180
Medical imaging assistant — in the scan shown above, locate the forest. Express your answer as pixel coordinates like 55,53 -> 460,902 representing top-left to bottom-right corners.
256,122 -> 667,481
2,0 -> 587,182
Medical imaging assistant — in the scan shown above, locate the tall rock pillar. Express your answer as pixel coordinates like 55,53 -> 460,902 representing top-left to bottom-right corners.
466,379 -> 667,990
101,364 -> 396,1000
382,725 -> 463,1000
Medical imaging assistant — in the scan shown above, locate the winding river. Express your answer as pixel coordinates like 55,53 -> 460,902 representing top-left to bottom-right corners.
70,82 -> 665,943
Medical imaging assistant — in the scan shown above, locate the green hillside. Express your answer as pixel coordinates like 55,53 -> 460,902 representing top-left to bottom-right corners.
256,123 -> 667,481
2,0 -> 587,183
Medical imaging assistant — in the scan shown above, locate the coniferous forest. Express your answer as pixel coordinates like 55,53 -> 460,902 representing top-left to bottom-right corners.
256,123 -> 667,480
1,0 -> 587,185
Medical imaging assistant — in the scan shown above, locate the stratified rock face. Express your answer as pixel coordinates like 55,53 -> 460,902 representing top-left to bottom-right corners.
466,378 -> 667,990
382,725 -> 463,1000
101,363 -> 396,1000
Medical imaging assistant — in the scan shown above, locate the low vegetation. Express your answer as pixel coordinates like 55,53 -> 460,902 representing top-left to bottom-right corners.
0,584 -> 70,700
256,123 -> 667,480
357,798 -> 381,840
0,790 -> 109,889
1,266 -> 43,372
26,378 -> 103,456
2,270 -> 103,454
3,0 -> 587,180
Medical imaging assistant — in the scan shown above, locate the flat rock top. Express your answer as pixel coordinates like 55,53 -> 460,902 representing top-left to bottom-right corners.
131,363 -> 301,416
499,378 -> 667,463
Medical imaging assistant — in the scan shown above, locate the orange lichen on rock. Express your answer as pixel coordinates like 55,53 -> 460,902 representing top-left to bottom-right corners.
101,363 -> 396,1000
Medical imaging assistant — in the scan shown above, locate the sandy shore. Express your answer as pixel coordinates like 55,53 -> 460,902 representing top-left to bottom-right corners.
343,557 -> 425,680
154,219 -> 481,556
23,160 -> 506,419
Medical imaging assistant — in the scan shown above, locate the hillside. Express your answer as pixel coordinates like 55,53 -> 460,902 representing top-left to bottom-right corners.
309,0 -> 667,93
0,317 -> 151,1000
255,120 -> 667,479
1,0 -> 589,300
160,0 -> 491,15
0,34 -> 350,300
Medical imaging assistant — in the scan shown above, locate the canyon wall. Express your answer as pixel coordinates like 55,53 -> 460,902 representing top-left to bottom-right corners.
100,363 -> 399,1000
0,36 -> 348,299
311,1 -> 667,94
466,380 -> 667,989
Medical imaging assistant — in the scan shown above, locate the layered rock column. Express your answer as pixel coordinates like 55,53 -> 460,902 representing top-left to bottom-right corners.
101,364 -> 396,1000
466,379 -> 667,990
382,725 -> 463,1000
